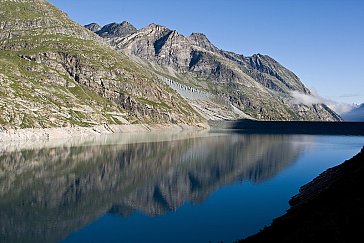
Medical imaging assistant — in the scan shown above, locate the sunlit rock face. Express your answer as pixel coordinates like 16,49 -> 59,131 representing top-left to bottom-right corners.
91,20 -> 341,121
0,0 -> 202,130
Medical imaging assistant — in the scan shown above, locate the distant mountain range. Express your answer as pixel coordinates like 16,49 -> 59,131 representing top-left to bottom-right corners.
85,21 -> 341,122
0,0 -> 341,130
342,103 -> 364,121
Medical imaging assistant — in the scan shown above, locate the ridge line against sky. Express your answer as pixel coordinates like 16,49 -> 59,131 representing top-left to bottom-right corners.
48,0 -> 364,106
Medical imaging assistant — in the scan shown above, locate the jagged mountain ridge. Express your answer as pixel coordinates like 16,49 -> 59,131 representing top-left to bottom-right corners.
96,21 -> 137,38
0,0 -> 202,129
0,0 -> 341,131
86,21 -> 341,121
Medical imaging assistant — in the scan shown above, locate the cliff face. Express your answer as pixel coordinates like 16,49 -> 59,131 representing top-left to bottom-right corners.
0,133 -> 306,242
0,0 -> 202,129
91,22 -> 341,121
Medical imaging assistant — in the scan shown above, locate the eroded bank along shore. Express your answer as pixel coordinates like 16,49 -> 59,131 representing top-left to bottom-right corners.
239,146 -> 364,242
0,123 -> 208,143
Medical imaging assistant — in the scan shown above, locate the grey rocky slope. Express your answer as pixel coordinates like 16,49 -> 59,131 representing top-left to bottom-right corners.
0,0 -> 202,130
94,21 -> 137,38
88,22 -> 342,121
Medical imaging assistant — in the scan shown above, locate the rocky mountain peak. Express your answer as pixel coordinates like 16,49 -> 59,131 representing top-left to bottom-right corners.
246,53 -> 310,94
0,0 -> 202,129
84,23 -> 101,32
142,23 -> 171,35
1,0 -> 340,124
93,19 -> 340,121
188,32 -> 217,52
250,53 -> 266,63
96,21 -> 137,38
147,23 -> 166,29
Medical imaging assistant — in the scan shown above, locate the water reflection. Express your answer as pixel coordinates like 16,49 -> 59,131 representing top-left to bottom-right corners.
0,132 -> 308,243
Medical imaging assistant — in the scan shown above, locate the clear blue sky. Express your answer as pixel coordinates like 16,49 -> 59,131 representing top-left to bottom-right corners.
49,0 -> 364,105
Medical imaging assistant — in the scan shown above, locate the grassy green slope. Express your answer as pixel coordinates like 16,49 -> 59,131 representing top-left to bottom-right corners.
0,0 -> 202,129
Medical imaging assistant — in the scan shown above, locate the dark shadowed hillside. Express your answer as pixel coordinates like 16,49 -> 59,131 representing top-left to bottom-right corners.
240,147 -> 364,243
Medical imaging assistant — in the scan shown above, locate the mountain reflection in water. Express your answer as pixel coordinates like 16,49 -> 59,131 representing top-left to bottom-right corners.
0,132 -> 309,243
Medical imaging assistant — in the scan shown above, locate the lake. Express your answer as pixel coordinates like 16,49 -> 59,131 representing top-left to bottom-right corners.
0,131 -> 363,243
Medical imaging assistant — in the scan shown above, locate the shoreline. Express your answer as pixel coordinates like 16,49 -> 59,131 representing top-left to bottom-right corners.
209,120 -> 364,135
239,146 -> 364,242
2,119 -> 364,143
0,123 -> 209,143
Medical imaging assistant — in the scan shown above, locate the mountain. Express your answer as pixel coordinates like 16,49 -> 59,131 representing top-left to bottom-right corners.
0,0 -> 341,132
84,23 -> 101,32
89,22 -> 341,121
342,103 -> 364,121
94,21 -> 137,38
0,0 -> 201,130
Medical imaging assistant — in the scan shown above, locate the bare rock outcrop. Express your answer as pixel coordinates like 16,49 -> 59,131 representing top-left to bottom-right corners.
90,21 -> 342,121
0,0 -> 202,130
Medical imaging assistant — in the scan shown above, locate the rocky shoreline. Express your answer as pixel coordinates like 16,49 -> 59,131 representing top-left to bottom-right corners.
0,123 -> 208,143
239,146 -> 364,242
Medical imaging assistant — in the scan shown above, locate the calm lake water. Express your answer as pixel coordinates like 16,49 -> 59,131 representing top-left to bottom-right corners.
0,131 -> 363,243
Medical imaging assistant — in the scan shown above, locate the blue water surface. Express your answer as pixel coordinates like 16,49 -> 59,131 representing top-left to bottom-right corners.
62,134 -> 363,243
0,132 -> 363,243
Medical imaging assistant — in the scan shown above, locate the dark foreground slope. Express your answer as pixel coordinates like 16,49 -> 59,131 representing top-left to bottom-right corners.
240,146 -> 364,243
